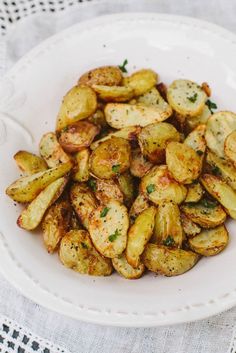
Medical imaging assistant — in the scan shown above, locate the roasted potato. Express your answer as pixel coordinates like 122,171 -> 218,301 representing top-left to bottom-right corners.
126,206 -> 156,268
186,105 -> 211,131
138,122 -> 180,163
188,225 -> 228,256
184,124 -> 206,160
130,148 -> 153,178
39,132 -> 71,168
181,198 -> 226,228
112,254 -> 145,279
185,182 -> 204,203
17,177 -> 68,230
123,69 -> 157,96
201,174 -> 236,219
152,201 -> 184,247
58,121 -> 100,153
142,244 -> 199,276
89,137 -> 131,179
117,172 -> 135,207
166,142 -> 201,184
72,149 -> 90,182
180,213 -> 201,238
6,161 -> 72,203
59,230 -> 113,276
140,165 -> 187,205
225,130 -> 236,166
94,178 -> 124,203
89,200 -> 129,258
42,200 -> 71,253
136,87 -> 172,116
92,84 -> 134,102
78,66 -> 123,87
88,108 -> 108,129
70,183 -> 98,229
167,79 -> 207,117
56,85 -> 97,131
129,194 -> 150,223
14,150 -> 47,175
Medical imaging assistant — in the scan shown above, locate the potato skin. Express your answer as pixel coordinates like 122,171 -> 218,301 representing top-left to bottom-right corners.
78,66 -> 123,87
94,178 -> 124,203
72,149 -> 90,182
89,137 -> 131,179
130,148 -> 153,178
225,130 -> 236,166
112,254 -> 145,279
92,85 -> 134,102
129,194 -> 150,223
185,182 -> 203,203
14,150 -> 47,175
117,172 -> 135,207
123,69 -> 158,96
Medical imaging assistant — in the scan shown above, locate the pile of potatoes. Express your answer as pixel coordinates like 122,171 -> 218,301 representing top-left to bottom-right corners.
6,64 -> 236,279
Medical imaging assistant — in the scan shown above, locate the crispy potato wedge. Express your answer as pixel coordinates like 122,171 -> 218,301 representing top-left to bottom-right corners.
166,142 -> 201,184
56,85 -> 97,131
142,244 -> 199,276
123,69 -> 157,96
201,174 -> 236,219
181,198 -> 226,228
138,122 -> 180,163
58,121 -> 100,153
42,200 -> 71,253
130,148 -> 153,178
186,105 -> 211,131
140,165 -> 187,205
205,111 -> 236,158
129,194 -> 150,223
92,85 -> 134,102
78,66 -> 123,87
105,103 -> 171,129
14,150 -> 47,175
126,206 -> 156,268
89,137 -> 131,179
72,149 -> 90,182
59,230 -> 113,276
112,254 -> 145,279
136,87 -> 172,115
181,213 -> 201,238
70,183 -> 98,229
89,200 -> 129,258
167,79 -> 207,117
225,130 -> 236,166
184,124 -> 206,161
17,177 -> 68,230
6,161 -> 72,203
117,172 -> 135,207
185,182 -> 204,203
39,132 -> 71,168
88,109 -> 108,128
188,225 -> 228,256
94,178 -> 124,203
152,201 -> 184,247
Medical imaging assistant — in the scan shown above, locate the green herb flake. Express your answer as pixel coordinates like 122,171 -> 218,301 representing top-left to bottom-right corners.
118,59 -> 128,73
206,99 -> 217,114
112,164 -> 120,174
100,207 -> 110,218
199,198 -> 217,209
163,235 -> 175,247
187,92 -> 198,103
211,165 -> 221,176
81,242 -> 88,249
196,150 -> 204,156
61,126 -> 69,133
108,229 -> 120,242
146,184 -> 155,194
88,179 -> 97,192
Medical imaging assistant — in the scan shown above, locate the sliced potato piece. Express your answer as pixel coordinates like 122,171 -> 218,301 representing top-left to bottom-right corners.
201,174 -> 236,219
6,161 -> 72,203
42,200 -> 71,253
58,121 -> 100,153
181,198 -> 226,228
89,137 -> 131,179
140,165 -> 187,205
56,85 -> 97,131
126,207 -> 156,268
92,85 -> 134,102
136,87 -> 172,115
72,149 -> 90,182
88,109 -> 108,129
167,79 -> 207,117
123,69 -> 157,96
188,225 -> 228,256
94,178 -> 124,203
225,130 -> 236,166
112,254 -> 145,279
185,182 -> 204,203
129,194 -> 150,223
186,105 -> 211,131
14,150 -> 47,175
70,183 -> 98,229
138,122 -> 180,163
78,66 -> 123,87
152,201 -> 184,247
117,172 -> 135,207
166,142 -> 201,184
89,200 -> 129,258
17,177 -> 68,230
180,213 -> 201,238
184,124 -> 206,160
59,230 -> 113,276
39,132 -> 71,168
205,111 -> 236,158
142,244 -> 199,276
130,148 -> 153,178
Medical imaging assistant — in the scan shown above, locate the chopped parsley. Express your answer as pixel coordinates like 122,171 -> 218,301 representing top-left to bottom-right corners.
187,93 -> 198,103
112,164 -> 120,174
81,242 -> 88,249
146,184 -> 155,194
206,99 -> 217,114
108,229 -> 120,242
88,179 -> 97,192
163,235 -> 175,247
118,59 -> 128,73
100,207 -> 110,218
61,126 -> 69,133
199,198 -> 217,209
211,165 -> 221,176
196,150 -> 204,156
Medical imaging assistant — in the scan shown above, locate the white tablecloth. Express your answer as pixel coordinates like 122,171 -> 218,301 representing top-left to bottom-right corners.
1,1 -> 236,352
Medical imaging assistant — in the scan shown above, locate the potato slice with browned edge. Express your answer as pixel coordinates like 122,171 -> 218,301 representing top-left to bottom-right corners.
70,183 -> 98,230
188,225 -> 228,256
181,213 -> 201,238
88,108 -> 108,129
138,122 -> 180,163
140,165 -> 187,205
186,105 -> 211,131
92,85 -> 134,102
136,87 -> 172,116
185,182 -> 203,203
129,194 -> 150,224
205,111 -> 236,158
201,174 -> 236,219
167,79 -> 207,117
6,161 -> 72,203
225,130 -> 236,166
58,121 -> 100,153
17,177 -> 68,230
72,149 -> 90,182
142,244 -> 199,276
105,103 -> 171,129
126,206 -> 156,268
56,85 -> 97,131
123,69 -> 157,96
89,137 -> 131,179
181,198 -> 226,228
184,124 -> 206,161
152,201 -> 184,247
39,132 -> 70,168
117,172 -> 135,207
42,200 -> 71,253
14,151 -> 47,175
112,254 -> 145,279
94,179 -> 124,203
59,230 -> 113,276
89,200 -> 129,258
78,66 -> 123,87
166,142 -> 201,184
130,148 -> 153,178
